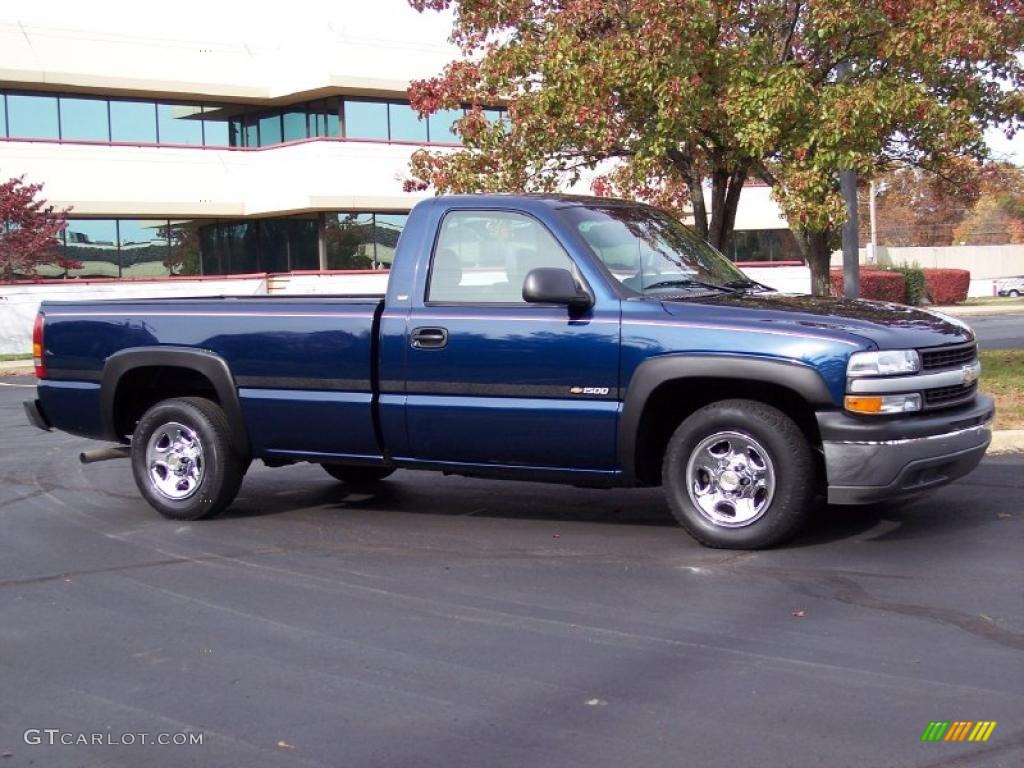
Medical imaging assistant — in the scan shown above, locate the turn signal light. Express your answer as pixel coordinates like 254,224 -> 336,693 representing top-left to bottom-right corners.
845,396 -> 883,414
844,394 -> 922,414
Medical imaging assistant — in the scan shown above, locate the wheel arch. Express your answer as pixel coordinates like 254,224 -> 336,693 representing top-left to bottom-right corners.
619,355 -> 835,486
101,347 -> 250,457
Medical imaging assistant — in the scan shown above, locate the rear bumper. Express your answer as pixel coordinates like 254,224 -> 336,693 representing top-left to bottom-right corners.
817,395 -> 993,505
24,398 -> 52,431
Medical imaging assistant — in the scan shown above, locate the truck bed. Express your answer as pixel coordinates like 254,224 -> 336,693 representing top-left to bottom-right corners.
38,296 -> 385,460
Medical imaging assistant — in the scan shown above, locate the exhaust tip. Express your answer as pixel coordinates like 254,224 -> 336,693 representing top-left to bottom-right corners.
79,446 -> 131,464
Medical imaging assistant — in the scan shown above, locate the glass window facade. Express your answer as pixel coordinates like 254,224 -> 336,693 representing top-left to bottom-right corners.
242,114 -> 259,148
59,97 -> 109,141
372,214 -> 408,268
119,219 -> 171,278
343,100 -> 389,140
388,102 -> 427,143
201,106 -> 234,146
257,216 -> 318,273
7,93 -> 59,139
110,100 -> 156,143
729,229 -> 802,262
282,109 -> 307,142
65,220 -> 120,278
157,103 -> 203,145
258,112 -> 282,146
326,213 -> 375,269
168,220 -> 204,276
1,89 -> 502,147
3,213 -> 409,282
428,108 -> 463,143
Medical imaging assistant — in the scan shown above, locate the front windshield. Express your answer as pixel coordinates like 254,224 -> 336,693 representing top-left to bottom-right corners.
557,204 -> 750,295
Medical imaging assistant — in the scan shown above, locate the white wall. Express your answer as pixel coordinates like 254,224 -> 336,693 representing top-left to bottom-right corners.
741,265 -> 810,294
833,244 -> 1024,280
729,185 -> 789,230
1,139 -> 430,217
271,272 -> 390,295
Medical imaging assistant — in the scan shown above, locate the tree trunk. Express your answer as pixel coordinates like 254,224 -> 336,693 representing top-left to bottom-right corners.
683,170 -> 708,240
792,228 -> 836,297
707,168 -> 747,256
667,149 -> 747,256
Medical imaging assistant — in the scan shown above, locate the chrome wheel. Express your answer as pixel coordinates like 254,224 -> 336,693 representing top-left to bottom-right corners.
685,430 -> 775,528
145,421 -> 204,501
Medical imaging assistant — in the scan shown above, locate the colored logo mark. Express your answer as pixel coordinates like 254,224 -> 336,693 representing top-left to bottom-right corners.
921,721 -> 997,742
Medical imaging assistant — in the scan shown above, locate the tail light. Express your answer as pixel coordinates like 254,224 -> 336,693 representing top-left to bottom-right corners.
32,312 -> 46,379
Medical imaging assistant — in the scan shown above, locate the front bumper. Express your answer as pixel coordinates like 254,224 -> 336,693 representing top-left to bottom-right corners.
816,395 -> 993,505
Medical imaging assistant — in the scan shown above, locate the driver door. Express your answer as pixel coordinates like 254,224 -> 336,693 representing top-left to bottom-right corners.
402,209 -> 621,472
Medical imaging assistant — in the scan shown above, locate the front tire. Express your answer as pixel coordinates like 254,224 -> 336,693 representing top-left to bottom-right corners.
131,397 -> 247,521
662,399 -> 817,549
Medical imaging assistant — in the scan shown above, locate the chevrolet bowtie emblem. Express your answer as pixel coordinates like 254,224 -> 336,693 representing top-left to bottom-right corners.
962,365 -> 978,385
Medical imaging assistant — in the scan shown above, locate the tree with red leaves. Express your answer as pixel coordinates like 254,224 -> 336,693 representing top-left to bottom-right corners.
953,164 -> 1024,245
859,163 -> 982,247
406,0 -> 1023,295
0,174 -> 69,281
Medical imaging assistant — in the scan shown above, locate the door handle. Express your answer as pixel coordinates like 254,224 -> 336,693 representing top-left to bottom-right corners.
411,327 -> 449,349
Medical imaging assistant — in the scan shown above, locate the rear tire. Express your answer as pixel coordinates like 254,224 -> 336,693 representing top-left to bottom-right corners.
131,397 -> 247,521
321,464 -> 394,486
661,399 -> 817,549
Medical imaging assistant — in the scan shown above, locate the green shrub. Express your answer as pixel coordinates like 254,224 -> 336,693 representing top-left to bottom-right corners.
894,263 -> 926,305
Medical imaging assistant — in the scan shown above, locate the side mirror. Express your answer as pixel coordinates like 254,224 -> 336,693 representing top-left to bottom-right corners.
522,268 -> 594,311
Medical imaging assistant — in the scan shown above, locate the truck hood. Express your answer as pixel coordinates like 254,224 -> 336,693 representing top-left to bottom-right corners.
658,293 -> 975,349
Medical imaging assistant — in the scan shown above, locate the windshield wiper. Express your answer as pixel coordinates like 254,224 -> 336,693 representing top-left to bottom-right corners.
723,278 -> 774,293
642,278 -> 739,293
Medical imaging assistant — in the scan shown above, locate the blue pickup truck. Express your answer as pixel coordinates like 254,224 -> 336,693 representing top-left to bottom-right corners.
25,195 -> 993,548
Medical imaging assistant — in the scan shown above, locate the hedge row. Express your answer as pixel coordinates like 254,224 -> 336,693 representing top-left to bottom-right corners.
829,268 -> 970,305
829,270 -> 905,302
923,269 -> 971,305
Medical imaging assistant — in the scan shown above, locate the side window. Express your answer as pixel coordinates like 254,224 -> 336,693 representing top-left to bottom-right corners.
427,210 -> 575,303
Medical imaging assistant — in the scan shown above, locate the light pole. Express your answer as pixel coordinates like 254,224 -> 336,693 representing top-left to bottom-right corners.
837,60 -> 860,298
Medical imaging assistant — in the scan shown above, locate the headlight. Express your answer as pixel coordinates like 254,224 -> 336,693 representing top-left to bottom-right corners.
845,394 -> 922,414
847,349 -> 920,377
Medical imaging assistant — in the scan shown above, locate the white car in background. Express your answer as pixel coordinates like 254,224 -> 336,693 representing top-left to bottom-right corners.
996,277 -> 1024,297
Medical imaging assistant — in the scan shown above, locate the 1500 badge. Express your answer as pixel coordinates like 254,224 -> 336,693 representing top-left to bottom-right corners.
570,386 -> 610,396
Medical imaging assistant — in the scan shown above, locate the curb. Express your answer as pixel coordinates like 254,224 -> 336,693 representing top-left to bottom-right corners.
935,303 -> 1024,317
0,360 -> 33,376
989,430 -> 1024,455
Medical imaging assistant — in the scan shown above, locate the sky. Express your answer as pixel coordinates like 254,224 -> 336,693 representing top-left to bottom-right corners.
3,0 -> 457,55
985,126 -> 1023,166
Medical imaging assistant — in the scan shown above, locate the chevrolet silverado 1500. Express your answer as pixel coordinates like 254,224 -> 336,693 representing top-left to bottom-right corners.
25,195 -> 993,548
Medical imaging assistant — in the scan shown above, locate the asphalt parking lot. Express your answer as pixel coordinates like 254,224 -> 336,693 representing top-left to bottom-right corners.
969,312 -> 1024,349
1,376 -> 1022,768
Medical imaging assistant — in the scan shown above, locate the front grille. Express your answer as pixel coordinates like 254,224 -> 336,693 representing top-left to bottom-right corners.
920,343 -> 977,370
924,382 -> 978,409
